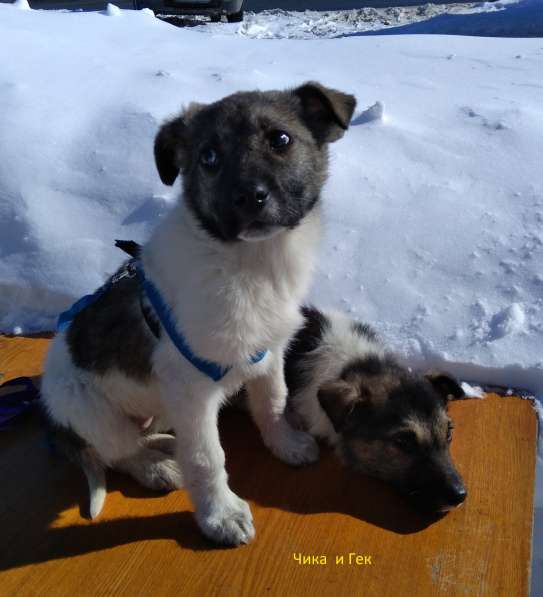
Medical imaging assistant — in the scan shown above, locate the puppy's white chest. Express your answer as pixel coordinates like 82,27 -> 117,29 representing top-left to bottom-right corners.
147,206 -> 320,367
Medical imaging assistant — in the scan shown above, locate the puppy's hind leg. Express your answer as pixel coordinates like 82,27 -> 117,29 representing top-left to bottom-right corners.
142,432 -> 177,456
115,434 -> 183,491
245,349 -> 319,466
42,367 -> 152,519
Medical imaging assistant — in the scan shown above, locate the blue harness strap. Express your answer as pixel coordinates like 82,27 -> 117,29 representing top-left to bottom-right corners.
135,264 -> 267,381
57,287 -> 107,332
56,260 -> 136,332
249,349 -> 268,364
135,265 -> 231,382
56,254 -> 268,383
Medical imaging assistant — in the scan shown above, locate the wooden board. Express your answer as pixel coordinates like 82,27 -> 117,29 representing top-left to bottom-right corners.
0,336 -> 537,597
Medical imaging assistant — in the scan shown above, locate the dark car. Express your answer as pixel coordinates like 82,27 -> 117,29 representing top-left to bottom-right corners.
133,0 -> 245,22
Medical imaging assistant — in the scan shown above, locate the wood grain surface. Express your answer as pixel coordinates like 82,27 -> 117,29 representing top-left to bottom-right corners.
0,336 -> 537,597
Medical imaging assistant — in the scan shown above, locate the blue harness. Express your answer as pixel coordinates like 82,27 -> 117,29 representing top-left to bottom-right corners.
57,254 -> 267,382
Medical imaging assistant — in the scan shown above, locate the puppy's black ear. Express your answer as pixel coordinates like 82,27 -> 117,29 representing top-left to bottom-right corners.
154,116 -> 188,186
425,372 -> 465,401
154,103 -> 205,186
294,82 -> 357,144
318,380 -> 361,432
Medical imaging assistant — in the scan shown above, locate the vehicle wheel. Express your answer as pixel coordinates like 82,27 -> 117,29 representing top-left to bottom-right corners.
210,13 -> 221,23
226,10 -> 243,23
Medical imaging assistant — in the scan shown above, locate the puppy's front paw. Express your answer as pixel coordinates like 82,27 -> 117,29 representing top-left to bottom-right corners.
264,419 -> 319,466
196,491 -> 255,546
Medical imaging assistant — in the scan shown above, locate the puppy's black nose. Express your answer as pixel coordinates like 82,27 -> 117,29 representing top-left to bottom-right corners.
235,184 -> 269,213
444,482 -> 467,506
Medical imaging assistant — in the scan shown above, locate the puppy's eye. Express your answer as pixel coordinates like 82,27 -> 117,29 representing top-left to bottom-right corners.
200,147 -> 219,169
391,432 -> 418,452
447,422 -> 454,443
268,130 -> 291,150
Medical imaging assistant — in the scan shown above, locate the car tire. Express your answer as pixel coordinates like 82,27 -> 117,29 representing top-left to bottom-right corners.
226,10 -> 243,23
210,13 -> 221,22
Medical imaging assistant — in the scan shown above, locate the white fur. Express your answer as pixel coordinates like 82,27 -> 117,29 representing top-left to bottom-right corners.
41,197 -> 321,545
80,448 -> 107,520
290,309 -> 385,444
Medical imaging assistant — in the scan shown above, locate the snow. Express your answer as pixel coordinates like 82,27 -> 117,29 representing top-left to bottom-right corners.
188,0 -> 543,40
192,4 -> 486,39
460,381 -> 485,398
356,0 -> 543,38
12,0 -> 30,10
353,100 -> 385,125
487,302 -> 527,341
0,2 -> 542,589
106,3 -> 122,17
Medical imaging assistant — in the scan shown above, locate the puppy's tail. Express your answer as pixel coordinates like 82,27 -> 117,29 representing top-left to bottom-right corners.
42,407 -> 108,519
80,449 -> 107,519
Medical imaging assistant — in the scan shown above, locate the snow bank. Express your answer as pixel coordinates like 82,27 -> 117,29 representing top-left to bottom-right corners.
353,0 -> 543,38
201,5 -> 476,40
195,1 -> 538,40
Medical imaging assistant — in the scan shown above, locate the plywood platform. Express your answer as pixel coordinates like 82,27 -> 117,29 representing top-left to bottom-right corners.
0,336 -> 537,597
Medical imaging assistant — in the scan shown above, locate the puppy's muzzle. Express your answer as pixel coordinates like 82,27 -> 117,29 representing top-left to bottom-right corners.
440,480 -> 467,509
234,183 -> 270,218
407,477 -> 467,514
232,182 -> 282,241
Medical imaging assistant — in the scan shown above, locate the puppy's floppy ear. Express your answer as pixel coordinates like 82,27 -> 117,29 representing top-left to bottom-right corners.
294,81 -> 357,144
318,380 -> 362,432
154,103 -> 205,186
425,372 -> 465,401
154,116 -> 188,186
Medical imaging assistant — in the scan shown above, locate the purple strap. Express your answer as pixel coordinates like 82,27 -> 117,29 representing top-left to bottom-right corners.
0,377 -> 40,429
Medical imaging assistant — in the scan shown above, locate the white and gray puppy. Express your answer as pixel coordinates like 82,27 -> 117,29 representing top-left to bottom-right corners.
41,83 -> 356,545
283,306 -> 468,514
